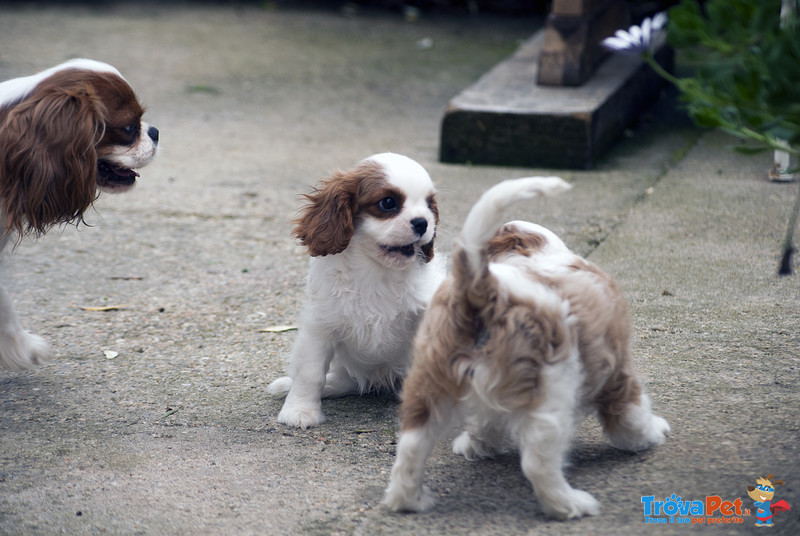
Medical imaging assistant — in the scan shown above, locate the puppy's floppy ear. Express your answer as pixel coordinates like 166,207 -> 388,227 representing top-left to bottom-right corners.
0,81 -> 104,238
292,169 -> 360,256
420,193 -> 438,263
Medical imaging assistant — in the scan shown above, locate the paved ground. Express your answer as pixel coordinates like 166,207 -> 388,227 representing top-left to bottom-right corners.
1,3 -> 798,535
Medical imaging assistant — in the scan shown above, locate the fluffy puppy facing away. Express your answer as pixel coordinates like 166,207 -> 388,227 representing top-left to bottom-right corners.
267,153 -> 446,429
0,59 -> 159,370
384,178 -> 670,519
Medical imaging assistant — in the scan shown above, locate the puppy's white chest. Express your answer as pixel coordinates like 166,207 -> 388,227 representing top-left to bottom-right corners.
306,257 -> 433,355
327,280 -> 423,351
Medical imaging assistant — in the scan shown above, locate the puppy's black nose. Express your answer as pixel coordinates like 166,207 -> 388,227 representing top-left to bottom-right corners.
410,217 -> 428,236
148,126 -> 159,143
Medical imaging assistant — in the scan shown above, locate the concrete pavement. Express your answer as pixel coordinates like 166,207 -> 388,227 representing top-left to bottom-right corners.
0,3 -> 798,535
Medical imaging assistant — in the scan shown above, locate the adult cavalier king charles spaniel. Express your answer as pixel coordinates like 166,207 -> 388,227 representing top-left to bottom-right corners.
0,59 -> 159,370
268,153 -> 445,429
384,178 -> 669,519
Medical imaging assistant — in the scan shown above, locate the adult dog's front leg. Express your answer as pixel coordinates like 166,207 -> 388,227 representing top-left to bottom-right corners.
274,326 -> 333,429
0,285 -> 51,371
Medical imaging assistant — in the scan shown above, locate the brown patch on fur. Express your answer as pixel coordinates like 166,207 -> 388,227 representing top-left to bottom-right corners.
487,225 -> 546,259
420,240 -> 435,263
78,72 -> 144,150
357,183 -> 406,221
420,193 -> 438,263
426,194 -> 439,227
292,161 -> 390,256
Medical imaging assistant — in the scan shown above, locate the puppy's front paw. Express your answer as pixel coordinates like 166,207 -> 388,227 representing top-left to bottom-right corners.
452,431 -> 475,459
384,483 -> 436,513
0,330 -> 51,371
644,415 -> 671,447
277,403 -> 326,429
539,488 -> 601,520
608,412 -> 671,452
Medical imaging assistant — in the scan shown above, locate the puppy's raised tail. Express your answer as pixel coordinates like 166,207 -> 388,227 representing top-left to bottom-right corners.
456,177 -> 571,283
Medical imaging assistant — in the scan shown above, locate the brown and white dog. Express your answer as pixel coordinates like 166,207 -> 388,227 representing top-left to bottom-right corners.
384,177 -> 669,519
268,153 -> 445,429
0,59 -> 159,370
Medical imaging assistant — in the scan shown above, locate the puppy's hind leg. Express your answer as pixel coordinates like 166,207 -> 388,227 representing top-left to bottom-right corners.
266,376 -> 293,397
518,410 -> 601,520
517,354 -> 600,520
384,394 -> 453,512
384,427 -> 440,512
602,388 -> 670,452
0,285 -> 51,371
321,364 -> 359,398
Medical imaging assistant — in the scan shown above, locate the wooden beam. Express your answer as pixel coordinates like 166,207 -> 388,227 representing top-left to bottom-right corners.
439,31 -> 672,169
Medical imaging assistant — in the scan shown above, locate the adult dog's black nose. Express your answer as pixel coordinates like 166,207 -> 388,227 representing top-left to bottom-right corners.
410,217 -> 428,236
148,126 -> 159,143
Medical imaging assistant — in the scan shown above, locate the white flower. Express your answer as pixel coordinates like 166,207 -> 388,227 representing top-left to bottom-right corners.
602,12 -> 668,55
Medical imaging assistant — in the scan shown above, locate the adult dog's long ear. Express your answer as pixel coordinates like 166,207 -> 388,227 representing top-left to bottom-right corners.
0,81 -> 104,239
292,169 -> 360,257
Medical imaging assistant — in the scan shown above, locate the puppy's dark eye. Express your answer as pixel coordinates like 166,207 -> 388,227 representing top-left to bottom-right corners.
378,197 -> 398,212
122,123 -> 138,136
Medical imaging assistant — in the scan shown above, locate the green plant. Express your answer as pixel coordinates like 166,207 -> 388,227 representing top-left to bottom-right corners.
603,1 -> 800,274
666,0 -> 800,160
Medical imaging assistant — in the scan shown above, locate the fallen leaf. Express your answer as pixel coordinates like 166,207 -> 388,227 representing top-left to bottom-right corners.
79,304 -> 128,312
160,408 -> 179,419
258,325 -> 298,333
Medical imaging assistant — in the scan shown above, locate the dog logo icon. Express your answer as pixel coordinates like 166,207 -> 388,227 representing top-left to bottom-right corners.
747,474 -> 791,527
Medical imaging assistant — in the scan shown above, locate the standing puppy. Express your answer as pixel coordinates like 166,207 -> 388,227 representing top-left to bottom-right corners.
384,178 -> 669,519
268,153 -> 445,429
0,59 -> 159,370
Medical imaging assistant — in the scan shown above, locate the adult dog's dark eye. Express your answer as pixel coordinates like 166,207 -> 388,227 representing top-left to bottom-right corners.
122,123 -> 138,135
378,197 -> 398,212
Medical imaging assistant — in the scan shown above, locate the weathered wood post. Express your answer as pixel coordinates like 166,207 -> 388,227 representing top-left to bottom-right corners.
537,0 -> 630,87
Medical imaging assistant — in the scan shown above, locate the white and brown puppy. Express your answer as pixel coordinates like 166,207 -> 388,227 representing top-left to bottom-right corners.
384,178 -> 669,519
268,153 -> 446,429
0,59 -> 159,370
